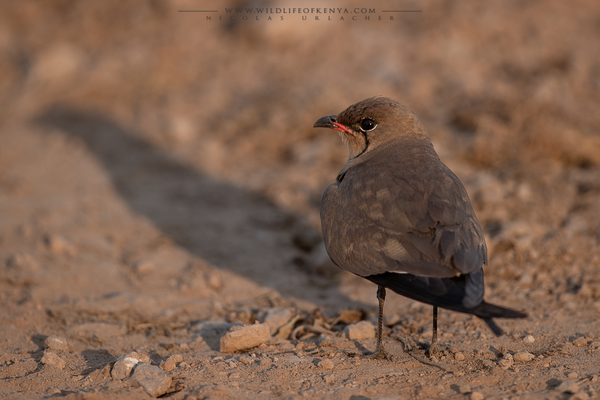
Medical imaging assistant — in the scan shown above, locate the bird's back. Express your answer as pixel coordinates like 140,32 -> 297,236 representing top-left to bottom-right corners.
321,136 -> 487,281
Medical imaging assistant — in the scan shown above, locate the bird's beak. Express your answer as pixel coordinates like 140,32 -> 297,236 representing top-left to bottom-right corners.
313,115 -> 336,129
313,115 -> 353,135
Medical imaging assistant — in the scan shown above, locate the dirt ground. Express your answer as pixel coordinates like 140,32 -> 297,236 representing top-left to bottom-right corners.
1,1 -> 600,399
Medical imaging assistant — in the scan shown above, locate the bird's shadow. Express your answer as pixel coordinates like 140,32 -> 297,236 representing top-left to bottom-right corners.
33,105 -> 354,310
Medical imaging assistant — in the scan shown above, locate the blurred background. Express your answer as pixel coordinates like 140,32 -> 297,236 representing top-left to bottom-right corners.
3,0 -> 600,313
2,0 -> 600,309
2,0 -> 600,397
1,0 -> 600,379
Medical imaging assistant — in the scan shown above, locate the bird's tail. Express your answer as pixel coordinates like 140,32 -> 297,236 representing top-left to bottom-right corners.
364,272 -> 527,336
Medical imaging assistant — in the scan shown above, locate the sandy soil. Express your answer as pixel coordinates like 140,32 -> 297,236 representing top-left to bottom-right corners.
1,1 -> 600,399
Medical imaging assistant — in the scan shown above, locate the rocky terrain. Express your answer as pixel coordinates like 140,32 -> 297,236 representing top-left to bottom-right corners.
1,1 -> 600,399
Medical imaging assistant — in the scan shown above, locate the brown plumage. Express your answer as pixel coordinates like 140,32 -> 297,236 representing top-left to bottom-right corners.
314,97 -> 527,359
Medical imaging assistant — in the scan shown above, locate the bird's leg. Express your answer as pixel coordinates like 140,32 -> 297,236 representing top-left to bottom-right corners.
426,306 -> 439,356
370,285 -> 391,360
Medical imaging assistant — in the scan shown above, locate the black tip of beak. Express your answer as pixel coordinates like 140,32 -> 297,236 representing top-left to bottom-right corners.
313,115 -> 336,129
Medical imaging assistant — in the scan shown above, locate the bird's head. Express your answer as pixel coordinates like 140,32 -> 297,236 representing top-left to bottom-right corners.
313,96 -> 428,159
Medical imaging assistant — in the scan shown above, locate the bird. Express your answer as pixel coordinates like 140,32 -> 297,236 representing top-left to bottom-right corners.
314,96 -> 527,359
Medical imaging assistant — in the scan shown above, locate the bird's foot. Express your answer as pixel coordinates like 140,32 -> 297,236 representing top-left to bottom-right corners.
425,342 -> 440,357
369,346 -> 393,360
425,342 -> 451,358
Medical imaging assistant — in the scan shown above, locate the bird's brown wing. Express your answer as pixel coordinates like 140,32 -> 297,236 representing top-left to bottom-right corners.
321,159 -> 487,280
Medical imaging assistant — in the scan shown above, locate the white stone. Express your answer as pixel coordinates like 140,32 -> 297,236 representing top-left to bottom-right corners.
220,323 -> 271,353
344,321 -> 375,340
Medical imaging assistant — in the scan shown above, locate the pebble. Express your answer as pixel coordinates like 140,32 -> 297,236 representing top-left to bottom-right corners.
238,355 -> 254,365
179,361 -> 190,370
454,352 -> 465,361
5,252 -> 38,271
318,359 -> 334,370
261,307 -> 296,335
220,322 -> 271,353
111,351 -> 150,380
522,335 -> 535,344
4,253 -> 39,284
260,359 -> 271,367
323,374 -> 335,384
41,350 -> 66,369
556,379 -> 579,394
131,259 -> 156,274
45,336 -> 69,352
471,391 -> 484,400
513,351 -> 534,362
459,385 -> 472,394
206,273 -> 223,291
589,341 -> 600,349
572,337 -> 588,347
344,321 -> 375,340
567,372 -> 578,379
44,234 -> 76,255
160,354 -> 183,372
129,362 -> 172,397
497,353 -> 513,368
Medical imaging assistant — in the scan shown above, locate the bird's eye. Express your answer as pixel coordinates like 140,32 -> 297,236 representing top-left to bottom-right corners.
360,118 -> 377,132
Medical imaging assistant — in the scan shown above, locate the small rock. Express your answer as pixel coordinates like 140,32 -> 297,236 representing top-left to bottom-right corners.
589,341 -> 600,349
572,337 -> 588,347
497,353 -> 513,368
567,372 -> 578,379
318,359 -> 334,370
131,259 -> 156,274
160,354 -> 183,372
470,392 -> 484,400
4,253 -> 39,284
522,335 -> 535,344
129,363 -> 172,397
111,351 -> 150,380
238,355 -> 254,365
206,273 -> 223,291
556,379 -> 579,394
260,359 -> 271,367
261,307 -> 296,335
169,115 -> 195,144
87,363 -> 112,382
45,336 -> 69,352
454,352 -> 465,361
459,385 -> 472,394
323,374 -> 335,384
44,234 -> 76,255
220,322 -> 271,353
31,44 -> 85,84
344,321 -> 375,340
6,252 -> 38,271
513,351 -> 534,362
41,351 -> 66,369
178,361 -> 190,370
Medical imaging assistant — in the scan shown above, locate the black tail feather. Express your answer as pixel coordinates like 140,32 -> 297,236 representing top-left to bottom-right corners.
365,271 -> 527,336
472,301 -> 528,320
